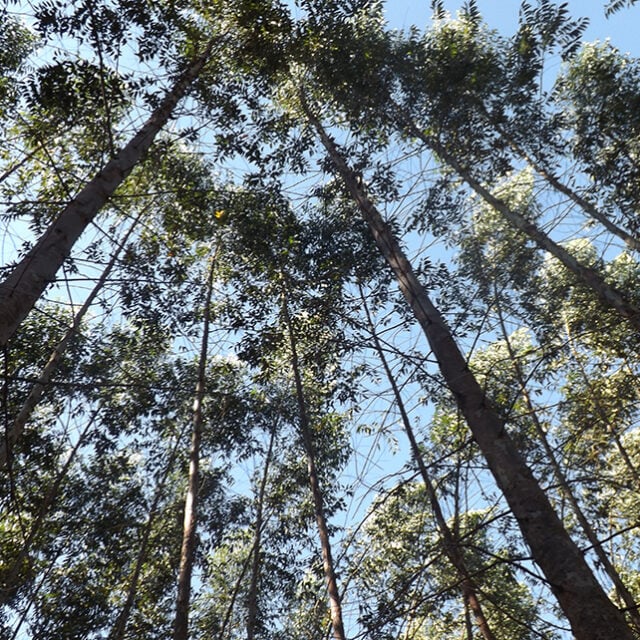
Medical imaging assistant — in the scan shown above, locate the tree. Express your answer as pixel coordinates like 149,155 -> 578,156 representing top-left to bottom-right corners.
3,2 -> 640,639
0,38 -> 216,346
173,251 -> 217,640
356,484 -> 549,640
298,93 -> 634,639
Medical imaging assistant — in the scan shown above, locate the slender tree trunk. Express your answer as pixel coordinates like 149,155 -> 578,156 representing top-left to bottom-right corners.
218,528 -> 258,638
217,427 -> 277,639
280,280 -> 347,640
486,114 -> 640,253
397,114 -> 640,331
302,97 -> 635,640
359,286 -> 497,640
246,425 -> 276,640
0,40 -> 216,348
1,216 -> 139,468
110,430 -> 185,640
492,290 -> 640,634
173,254 -> 217,640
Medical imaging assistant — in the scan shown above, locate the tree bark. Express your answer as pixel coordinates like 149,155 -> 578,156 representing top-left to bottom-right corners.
1,216 -> 139,468
0,40 -> 216,348
492,290 -> 640,634
359,286 -> 497,640
280,280 -> 347,640
302,98 -> 635,640
173,254 -> 216,640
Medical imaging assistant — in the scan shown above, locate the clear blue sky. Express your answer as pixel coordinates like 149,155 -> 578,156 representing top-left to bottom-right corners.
384,0 -> 640,55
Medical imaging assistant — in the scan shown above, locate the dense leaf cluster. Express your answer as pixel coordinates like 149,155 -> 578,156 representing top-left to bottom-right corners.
1,1 -> 640,639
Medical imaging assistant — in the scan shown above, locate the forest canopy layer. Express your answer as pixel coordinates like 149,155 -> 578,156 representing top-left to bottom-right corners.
1,1 -> 640,639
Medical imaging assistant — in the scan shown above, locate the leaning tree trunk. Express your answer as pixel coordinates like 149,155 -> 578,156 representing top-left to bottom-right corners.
398,114 -> 640,331
280,280 -> 347,640
491,291 -> 640,634
0,40 -> 216,348
1,216 -> 139,468
359,286 -> 497,640
301,96 -> 636,640
173,255 -> 216,640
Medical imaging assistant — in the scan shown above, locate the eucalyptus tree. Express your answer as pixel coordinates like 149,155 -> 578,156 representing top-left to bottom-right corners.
0,216 -> 140,468
453,137 -> 640,630
0,0 -> 247,346
246,1 -> 640,637
173,250 -> 217,640
192,391 -> 347,640
297,95 -> 633,639
358,287 -> 498,640
212,190 -> 364,638
356,484 -> 549,640
0,42 -> 215,346
391,7 -> 640,331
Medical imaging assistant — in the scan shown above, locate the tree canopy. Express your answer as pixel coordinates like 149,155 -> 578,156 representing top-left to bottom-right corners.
1,1 -> 640,639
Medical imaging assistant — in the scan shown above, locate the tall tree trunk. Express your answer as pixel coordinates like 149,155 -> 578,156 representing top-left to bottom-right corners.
301,97 -> 636,640
280,280 -> 347,640
217,427 -> 277,640
492,289 -> 640,634
173,254 -> 216,640
397,113 -> 640,331
1,216 -> 139,468
110,430 -> 185,640
246,424 -> 276,640
0,40 -> 216,348
359,286 -> 497,640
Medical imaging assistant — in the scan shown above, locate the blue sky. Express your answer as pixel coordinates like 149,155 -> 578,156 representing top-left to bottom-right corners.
384,0 -> 640,55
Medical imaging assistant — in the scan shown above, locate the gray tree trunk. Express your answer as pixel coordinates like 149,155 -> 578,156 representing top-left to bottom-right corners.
303,98 -> 635,640
173,255 -> 216,640
0,41 -> 215,347
359,287 -> 497,640
1,217 -> 139,468
281,281 -> 347,640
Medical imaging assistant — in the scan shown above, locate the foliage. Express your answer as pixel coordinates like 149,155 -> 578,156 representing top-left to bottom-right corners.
2,1 -> 640,639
